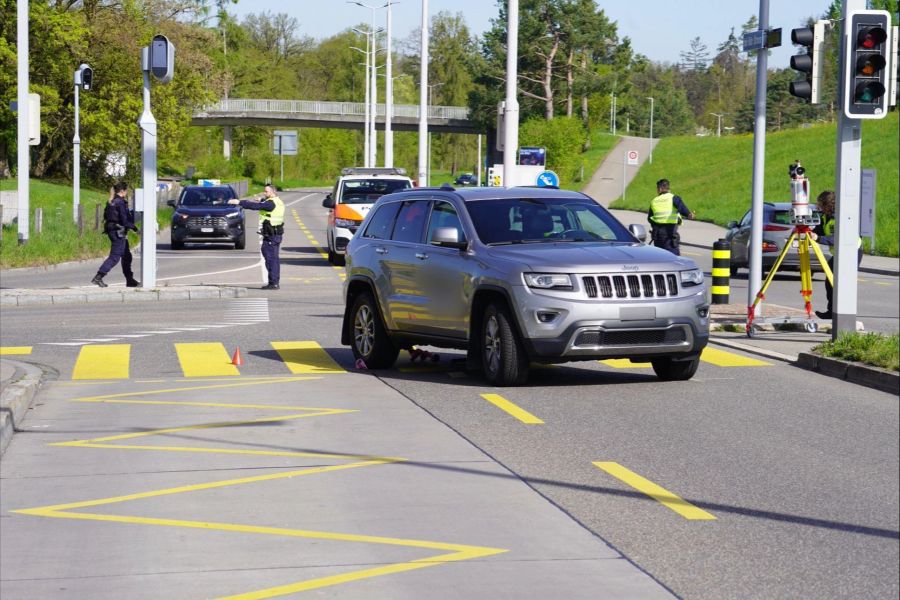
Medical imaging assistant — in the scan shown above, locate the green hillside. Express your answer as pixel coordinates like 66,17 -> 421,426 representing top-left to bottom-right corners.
611,113 -> 899,257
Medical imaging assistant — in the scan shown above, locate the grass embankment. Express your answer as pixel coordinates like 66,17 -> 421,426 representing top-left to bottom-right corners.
0,179 -> 171,269
813,332 -> 900,372
611,113 -> 899,257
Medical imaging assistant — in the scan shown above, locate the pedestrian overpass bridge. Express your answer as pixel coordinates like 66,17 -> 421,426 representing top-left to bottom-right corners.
192,98 -> 479,134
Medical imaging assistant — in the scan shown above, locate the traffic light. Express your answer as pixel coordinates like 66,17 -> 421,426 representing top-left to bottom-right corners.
844,10 -> 892,119
80,65 -> 93,91
789,21 -> 826,103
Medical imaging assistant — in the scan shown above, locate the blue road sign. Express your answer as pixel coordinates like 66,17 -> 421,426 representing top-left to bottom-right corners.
536,170 -> 560,187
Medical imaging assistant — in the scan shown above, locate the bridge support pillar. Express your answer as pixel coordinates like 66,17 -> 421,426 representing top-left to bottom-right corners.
223,125 -> 232,160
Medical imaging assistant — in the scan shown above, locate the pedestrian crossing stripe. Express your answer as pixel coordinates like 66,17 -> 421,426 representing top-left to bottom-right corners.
271,341 -> 346,374
0,346 -> 33,355
72,345 -> 130,380
175,343 -> 240,377
600,347 -> 770,369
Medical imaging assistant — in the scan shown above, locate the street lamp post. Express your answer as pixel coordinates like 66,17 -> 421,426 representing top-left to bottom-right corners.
350,2 -> 388,167
710,112 -> 724,137
646,96 -> 654,164
384,1 -> 397,167
73,64 -> 92,224
427,82 -> 443,182
418,0 -> 429,186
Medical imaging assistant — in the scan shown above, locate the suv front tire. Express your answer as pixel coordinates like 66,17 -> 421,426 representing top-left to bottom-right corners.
350,292 -> 398,368
481,302 -> 529,386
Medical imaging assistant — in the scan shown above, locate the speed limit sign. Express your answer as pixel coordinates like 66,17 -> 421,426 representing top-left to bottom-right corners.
626,150 -> 639,165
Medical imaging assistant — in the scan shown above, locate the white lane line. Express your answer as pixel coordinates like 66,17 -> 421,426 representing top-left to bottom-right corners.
70,338 -> 121,343
155,257 -> 264,282
285,193 -> 317,207
110,334 -> 153,338
42,342 -> 90,346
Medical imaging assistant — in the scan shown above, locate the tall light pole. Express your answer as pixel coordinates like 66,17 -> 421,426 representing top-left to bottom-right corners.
710,112 -> 724,137
502,0 -> 519,187
646,96 -> 654,164
16,0 -> 29,244
350,2 -> 387,167
427,82 -> 443,182
384,1 -> 397,167
418,0 -> 429,186
351,36 -> 371,167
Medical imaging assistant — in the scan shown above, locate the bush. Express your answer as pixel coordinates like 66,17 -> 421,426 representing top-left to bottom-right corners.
519,117 -> 587,184
813,331 -> 899,372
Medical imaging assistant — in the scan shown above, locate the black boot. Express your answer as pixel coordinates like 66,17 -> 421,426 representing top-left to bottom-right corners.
126,278 -> 141,288
91,273 -> 108,288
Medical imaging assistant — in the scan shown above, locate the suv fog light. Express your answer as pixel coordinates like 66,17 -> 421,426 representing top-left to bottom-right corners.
536,310 -> 560,323
697,305 -> 709,318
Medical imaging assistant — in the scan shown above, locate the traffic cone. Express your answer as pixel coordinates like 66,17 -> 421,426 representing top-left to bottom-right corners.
231,347 -> 244,366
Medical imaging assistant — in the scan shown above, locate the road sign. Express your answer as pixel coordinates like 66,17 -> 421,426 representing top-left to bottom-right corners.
626,150 -> 639,165
273,130 -> 298,156
535,170 -> 559,187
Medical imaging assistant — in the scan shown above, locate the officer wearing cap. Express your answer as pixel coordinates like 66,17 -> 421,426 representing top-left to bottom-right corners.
648,179 -> 694,255
230,184 -> 284,290
92,181 -> 140,288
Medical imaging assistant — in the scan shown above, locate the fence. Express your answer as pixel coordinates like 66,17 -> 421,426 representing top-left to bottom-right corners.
205,98 -> 471,122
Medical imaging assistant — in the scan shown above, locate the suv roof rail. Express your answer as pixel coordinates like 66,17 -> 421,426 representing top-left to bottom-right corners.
341,167 -> 408,176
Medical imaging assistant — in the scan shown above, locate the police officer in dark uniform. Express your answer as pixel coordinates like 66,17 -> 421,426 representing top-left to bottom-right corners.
229,184 -> 284,290
92,181 -> 140,288
648,178 -> 694,255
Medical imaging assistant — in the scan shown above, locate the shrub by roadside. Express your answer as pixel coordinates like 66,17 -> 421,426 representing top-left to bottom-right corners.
813,332 -> 899,372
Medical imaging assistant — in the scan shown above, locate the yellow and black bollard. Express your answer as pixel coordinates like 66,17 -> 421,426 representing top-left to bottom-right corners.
711,239 -> 731,304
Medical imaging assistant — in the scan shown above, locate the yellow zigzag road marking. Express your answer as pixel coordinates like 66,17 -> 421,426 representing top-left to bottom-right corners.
13,377 -> 507,598
292,209 -> 346,279
601,347 -> 771,369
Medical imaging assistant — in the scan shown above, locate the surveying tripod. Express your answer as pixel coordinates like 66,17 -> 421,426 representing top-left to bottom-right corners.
746,161 -> 834,336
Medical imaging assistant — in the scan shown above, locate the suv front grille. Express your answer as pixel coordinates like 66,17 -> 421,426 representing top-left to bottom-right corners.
187,216 -> 228,229
575,328 -> 687,346
582,273 -> 679,299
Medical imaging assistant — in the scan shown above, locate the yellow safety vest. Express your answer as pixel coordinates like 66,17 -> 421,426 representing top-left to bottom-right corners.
649,193 -> 680,225
260,196 -> 285,226
822,216 -> 861,248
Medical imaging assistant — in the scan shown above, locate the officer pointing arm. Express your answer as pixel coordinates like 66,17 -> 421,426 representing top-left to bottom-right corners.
229,184 -> 285,290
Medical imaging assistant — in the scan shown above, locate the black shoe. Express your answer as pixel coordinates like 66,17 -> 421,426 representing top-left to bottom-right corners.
126,279 -> 141,288
261,284 -> 279,290
91,274 -> 108,288
815,310 -> 832,320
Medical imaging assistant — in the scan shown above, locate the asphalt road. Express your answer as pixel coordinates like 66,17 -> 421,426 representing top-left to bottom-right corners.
1,189 -> 898,599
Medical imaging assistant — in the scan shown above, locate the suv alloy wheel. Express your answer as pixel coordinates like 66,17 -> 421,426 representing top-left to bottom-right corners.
481,302 -> 529,386
350,292 -> 399,368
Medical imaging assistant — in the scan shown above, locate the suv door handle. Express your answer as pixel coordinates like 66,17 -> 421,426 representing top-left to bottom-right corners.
375,246 -> 388,255
415,252 -> 429,260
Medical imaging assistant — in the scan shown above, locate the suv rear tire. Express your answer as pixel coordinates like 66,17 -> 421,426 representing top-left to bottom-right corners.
651,356 -> 700,381
482,302 -> 528,386
350,292 -> 398,368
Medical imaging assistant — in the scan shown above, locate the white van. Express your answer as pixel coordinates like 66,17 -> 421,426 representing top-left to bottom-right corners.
322,167 -> 413,265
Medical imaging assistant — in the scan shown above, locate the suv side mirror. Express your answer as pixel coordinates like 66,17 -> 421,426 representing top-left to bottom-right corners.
322,194 -> 334,209
431,227 -> 467,249
166,199 -> 176,208
628,224 -> 647,242
726,220 -> 739,230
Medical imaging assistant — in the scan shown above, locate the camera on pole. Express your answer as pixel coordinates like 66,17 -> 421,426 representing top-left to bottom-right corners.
150,34 -> 175,83
75,64 -> 93,91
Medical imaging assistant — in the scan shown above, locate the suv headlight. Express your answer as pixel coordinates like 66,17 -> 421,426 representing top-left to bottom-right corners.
335,218 -> 360,228
524,273 -> 573,290
680,269 -> 704,287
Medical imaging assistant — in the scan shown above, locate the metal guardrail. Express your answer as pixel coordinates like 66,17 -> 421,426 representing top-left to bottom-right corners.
202,99 -> 470,121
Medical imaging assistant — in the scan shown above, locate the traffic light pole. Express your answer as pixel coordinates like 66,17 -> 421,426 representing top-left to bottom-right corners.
747,0 -> 769,318
139,49 -> 158,289
73,80 -> 80,225
832,0 -> 866,338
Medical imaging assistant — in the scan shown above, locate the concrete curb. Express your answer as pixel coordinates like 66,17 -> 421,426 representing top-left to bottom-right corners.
0,360 -> 46,457
708,337 -> 800,363
0,286 -> 248,307
796,353 -> 899,395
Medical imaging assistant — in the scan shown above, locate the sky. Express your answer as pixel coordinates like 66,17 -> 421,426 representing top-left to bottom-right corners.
230,0 -> 832,69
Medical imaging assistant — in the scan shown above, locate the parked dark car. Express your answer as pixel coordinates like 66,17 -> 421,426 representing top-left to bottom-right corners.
454,173 -> 478,186
168,185 -> 245,250
725,202 -> 823,274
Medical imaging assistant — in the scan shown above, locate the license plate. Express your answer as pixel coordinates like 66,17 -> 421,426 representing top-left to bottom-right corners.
201,227 -> 213,233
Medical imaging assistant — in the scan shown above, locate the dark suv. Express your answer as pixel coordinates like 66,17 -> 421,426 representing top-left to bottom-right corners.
341,186 -> 710,386
168,185 -> 245,250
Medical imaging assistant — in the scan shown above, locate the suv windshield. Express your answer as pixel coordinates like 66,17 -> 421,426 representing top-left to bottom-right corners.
467,197 -> 634,245
180,188 -> 236,206
341,179 -> 411,204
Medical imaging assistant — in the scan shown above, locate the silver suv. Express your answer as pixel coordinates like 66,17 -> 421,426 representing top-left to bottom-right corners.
341,186 -> 709,386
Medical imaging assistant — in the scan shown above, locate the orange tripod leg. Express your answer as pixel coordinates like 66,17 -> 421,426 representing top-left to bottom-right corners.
747,231 -> 797,333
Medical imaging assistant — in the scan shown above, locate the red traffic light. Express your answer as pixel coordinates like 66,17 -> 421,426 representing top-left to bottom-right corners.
857,26 -> 887,49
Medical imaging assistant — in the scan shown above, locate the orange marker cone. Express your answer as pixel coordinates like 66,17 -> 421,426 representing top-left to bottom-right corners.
231,347 -> 244,366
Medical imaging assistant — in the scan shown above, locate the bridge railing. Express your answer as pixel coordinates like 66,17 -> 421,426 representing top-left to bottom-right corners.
204,98 -> 470,121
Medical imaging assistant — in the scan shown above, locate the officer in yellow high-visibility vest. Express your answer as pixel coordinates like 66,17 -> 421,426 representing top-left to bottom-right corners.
229,184 -> 285,290
810,190 -> 862,320
648,179 -> 694,255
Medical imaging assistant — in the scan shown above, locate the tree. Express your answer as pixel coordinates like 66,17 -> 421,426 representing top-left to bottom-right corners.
680,37 -> 710,71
